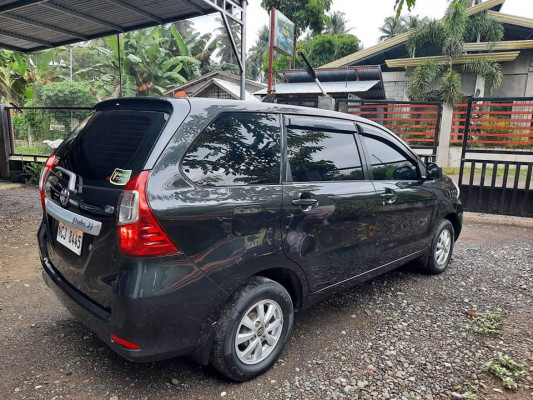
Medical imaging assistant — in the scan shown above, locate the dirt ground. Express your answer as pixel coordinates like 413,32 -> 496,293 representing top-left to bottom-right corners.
0,186 -> 532,400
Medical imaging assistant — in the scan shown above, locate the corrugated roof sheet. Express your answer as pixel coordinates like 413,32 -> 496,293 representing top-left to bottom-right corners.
256,80 -> 380,95
0,0 -> 242,52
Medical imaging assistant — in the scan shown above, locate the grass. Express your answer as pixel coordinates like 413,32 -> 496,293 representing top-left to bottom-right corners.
473,312 -> 502,335
486,353 -> 527,391
13,145 -> 51,156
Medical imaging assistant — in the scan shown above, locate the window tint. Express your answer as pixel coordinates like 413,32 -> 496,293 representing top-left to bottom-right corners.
287,126 -> 363,182
360,125 -> 418,180
182,113 -> 281,186
58,110 -> 168,182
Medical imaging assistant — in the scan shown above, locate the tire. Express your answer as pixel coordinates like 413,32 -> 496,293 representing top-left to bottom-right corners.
418,219 -> 455,275
210,276 -> 294,381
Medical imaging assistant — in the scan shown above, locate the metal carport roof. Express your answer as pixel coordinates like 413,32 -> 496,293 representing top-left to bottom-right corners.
0,0 -> 243,53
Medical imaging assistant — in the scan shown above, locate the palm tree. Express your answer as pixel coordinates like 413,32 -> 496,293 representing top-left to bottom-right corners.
211,17 -> 241,65
324,11 -> 352,35
378,16 -> 409,42
407,0 -> 504,106
248,25 -> 269,81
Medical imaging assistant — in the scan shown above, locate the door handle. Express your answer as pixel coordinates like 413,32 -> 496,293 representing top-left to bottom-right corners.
292,198 -> 318,207
380,189 -> 397,205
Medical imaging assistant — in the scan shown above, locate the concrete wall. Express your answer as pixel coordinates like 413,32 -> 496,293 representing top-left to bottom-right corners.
382,71 -> 408,101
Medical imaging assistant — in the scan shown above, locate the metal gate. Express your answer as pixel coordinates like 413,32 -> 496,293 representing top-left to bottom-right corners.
458,97 -> 533,217
337,100 -> 442,164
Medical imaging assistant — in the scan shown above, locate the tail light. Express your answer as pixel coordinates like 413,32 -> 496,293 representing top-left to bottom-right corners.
117,171 -> 180,257
39,154 -> 57,210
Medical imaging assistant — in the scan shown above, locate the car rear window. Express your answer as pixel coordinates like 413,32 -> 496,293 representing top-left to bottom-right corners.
56,110 -> 168,184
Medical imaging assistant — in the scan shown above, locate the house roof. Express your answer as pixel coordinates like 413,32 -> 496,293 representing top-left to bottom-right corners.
255,80 -> 381,96
0,0 -> 243,53
193,78 -> 260,101
385,51 -> 520,68
163,70 -> 265,96
321,0 -> 511,68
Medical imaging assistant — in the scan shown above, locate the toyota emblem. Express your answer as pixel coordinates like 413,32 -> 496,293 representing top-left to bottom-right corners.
60,188 -> 70,207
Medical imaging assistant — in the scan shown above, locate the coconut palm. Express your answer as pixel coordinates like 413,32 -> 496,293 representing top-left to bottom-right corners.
211,17 -> 241,65
248,25 -> 269,81
378,16 -> 409,42
406,0 -> 504,106
324,11 -> 352,35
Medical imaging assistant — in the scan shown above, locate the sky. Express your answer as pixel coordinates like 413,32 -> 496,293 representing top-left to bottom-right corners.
189,0 -> 533,52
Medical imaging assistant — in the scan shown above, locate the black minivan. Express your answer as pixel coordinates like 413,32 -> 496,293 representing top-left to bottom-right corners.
38,97 -> 462,381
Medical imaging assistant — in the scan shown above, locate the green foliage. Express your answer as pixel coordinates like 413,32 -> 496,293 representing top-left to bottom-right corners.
486,354 -> 527,391
324,11 -> 352,35
394,0 -> 417,17
299,34 -> 360,67
22,162 -> 43,185
260,0 -> 333,38
407,60 -> 442,101
472,312 -> 502,335
39,81 -> 95,108
406,0 -> 504,106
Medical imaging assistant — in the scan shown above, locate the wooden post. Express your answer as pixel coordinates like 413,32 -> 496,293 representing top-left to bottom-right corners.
0,103 -> 12,180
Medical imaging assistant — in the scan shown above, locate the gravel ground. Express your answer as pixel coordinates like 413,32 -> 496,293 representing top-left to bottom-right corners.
1,186 -> 532,400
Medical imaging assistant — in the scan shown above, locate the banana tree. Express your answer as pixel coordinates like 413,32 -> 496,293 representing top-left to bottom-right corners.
0,50 -> 30,103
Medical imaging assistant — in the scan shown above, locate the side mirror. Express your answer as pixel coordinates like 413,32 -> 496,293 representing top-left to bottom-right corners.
426,162 -> 442,179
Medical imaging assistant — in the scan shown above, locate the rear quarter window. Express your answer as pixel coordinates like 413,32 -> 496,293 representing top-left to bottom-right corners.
181,112 -> 281,186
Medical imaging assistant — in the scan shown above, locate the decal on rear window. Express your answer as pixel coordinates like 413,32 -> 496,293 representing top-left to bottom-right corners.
109,169 -> 132,185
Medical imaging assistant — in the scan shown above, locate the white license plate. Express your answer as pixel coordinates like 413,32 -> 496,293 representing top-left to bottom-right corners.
56,221 -> 84,255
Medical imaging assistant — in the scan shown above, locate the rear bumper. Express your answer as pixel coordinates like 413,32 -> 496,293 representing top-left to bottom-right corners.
38,223 -> 227,363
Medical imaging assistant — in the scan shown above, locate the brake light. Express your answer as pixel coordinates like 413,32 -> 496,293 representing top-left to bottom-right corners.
39,154 -> 56,210
110,333 -> 140,350
117,171 -> 180,257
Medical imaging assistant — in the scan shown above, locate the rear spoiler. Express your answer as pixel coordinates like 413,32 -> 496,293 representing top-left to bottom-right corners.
95,97 -> 173,114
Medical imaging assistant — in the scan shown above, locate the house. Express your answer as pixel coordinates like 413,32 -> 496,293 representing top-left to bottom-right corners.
163,71 -> 265,101
321,0 -> 533,100
255,66 -> 386,106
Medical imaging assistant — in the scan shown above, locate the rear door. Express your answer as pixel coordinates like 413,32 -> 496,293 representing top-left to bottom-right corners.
358,123 -> 435,267
42,99 -> 180,308
281,116 -> 378,292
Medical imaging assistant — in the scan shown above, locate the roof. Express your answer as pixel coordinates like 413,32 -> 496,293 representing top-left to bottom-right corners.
385,51 -> 520,68
256,80 -> 380,95
0,0 -> 243,53
163,71 -> 265,96
193,78 -> 260,101
260,66 -> 386,99
321,0 -> 508,68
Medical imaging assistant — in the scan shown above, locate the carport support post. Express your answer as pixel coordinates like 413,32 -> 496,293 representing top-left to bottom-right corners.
239,0 -> 247,100
436,104 -> 453,167
0,103 -> 11,180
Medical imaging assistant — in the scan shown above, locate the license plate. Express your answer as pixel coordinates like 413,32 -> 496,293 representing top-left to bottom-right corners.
56,221 -> 84,255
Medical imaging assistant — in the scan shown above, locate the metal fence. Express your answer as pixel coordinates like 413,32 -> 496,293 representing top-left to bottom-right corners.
7,106 -> 93,160
458,98 -> 533,155
457,97 -> 533,217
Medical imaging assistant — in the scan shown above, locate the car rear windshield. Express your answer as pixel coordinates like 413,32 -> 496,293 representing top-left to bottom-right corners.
56,109 -> 168,184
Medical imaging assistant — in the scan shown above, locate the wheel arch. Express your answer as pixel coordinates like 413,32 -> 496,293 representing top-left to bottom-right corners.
444,212 -> 461,240
254,267 -> 304,312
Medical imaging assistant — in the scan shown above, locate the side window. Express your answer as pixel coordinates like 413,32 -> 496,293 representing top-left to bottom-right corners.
182,113 -> 281,186
360,125 -> 419,180
287,124 -> 364,182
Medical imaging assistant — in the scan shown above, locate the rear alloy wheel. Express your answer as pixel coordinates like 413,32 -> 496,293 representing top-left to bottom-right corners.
419,219 -> 455,274
211,276 -> 294,381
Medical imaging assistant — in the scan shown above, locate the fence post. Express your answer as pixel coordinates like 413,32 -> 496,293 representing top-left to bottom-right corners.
436,104 -> 453,166
0,103 -> 11,180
